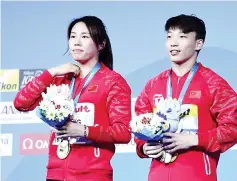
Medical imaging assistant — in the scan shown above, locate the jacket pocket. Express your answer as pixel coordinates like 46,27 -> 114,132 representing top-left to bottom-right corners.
203,152 -> 211,175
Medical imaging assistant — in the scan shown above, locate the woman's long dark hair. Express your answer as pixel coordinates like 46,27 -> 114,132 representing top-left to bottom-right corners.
67,16 -> 113,70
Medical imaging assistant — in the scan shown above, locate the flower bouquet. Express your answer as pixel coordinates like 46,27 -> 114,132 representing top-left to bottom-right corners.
36,84 -> 74,130
130,113 -> 163,142
131,97 -> 184,163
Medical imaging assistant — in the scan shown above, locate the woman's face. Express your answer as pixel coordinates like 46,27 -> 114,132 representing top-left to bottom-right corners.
69,22 -> 98,63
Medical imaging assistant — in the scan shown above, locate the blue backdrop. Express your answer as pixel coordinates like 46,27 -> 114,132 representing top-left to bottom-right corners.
1,1 -> 237,181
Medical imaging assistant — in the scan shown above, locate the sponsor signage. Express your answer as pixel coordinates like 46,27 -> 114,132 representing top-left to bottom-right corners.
19,69 -> 44,89
0,69 -> 19,92
19,133 -> 50,155
0,133 -> 13,156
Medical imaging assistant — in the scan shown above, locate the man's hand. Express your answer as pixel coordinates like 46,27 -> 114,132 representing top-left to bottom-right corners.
162,132 -> 198,154
143,142 -> 164,158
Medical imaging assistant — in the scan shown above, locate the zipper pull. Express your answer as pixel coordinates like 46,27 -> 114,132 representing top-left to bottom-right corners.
177,77 -> 180,84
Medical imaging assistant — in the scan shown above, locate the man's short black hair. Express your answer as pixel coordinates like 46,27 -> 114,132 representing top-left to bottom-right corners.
165,14 -> 206,42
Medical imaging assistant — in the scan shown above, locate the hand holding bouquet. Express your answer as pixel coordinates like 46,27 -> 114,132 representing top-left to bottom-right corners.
131,97 -> 184,163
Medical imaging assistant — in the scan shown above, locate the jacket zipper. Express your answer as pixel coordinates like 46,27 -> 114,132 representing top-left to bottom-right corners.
176,77 -> 180,98
203,152 -> 211,175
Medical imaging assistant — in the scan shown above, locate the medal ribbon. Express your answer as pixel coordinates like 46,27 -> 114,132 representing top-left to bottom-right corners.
70,61 -> 101,105
166,62 -> 199,104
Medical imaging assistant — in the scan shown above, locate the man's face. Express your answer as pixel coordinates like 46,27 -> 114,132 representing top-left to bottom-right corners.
165,28 -> 203,63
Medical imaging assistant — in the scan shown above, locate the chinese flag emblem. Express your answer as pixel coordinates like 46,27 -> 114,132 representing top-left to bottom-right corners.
88,85 -> 98,92
189,91 -> 201,99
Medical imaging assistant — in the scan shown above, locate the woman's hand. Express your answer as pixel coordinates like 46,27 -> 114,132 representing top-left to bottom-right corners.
48,63 -> 80,77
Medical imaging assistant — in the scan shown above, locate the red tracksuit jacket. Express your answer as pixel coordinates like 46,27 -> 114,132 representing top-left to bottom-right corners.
14,64 -> 131,181
135,63 -> 237,181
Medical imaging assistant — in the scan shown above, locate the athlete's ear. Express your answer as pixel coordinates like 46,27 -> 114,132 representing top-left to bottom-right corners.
195,39 -> 204,51
98,40 -> 106,51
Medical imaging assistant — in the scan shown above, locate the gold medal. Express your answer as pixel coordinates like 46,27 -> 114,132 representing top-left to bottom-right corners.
159,151 -> 166,162
170,153 -> 178,163
164,152 -> 172,164
57,140 -> 70,159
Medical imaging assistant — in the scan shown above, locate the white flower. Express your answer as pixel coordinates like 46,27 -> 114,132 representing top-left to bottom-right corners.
60,107 -> 71,117
46,108 -> 57,120
54,95 -> 65,106
130,112 -> 159,133
44,84 -> 58,101
60,84 -> 72,98
39,84 -> 75,122
56,109 -> 65,122
150,115 -> 162,128
39,99 -> 51,111
63,99 -> 74,113
130,116 -> 141,132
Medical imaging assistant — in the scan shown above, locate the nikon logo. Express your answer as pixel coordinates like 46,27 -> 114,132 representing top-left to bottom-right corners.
0,82 -> 18,91
0,69 -> 19,92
